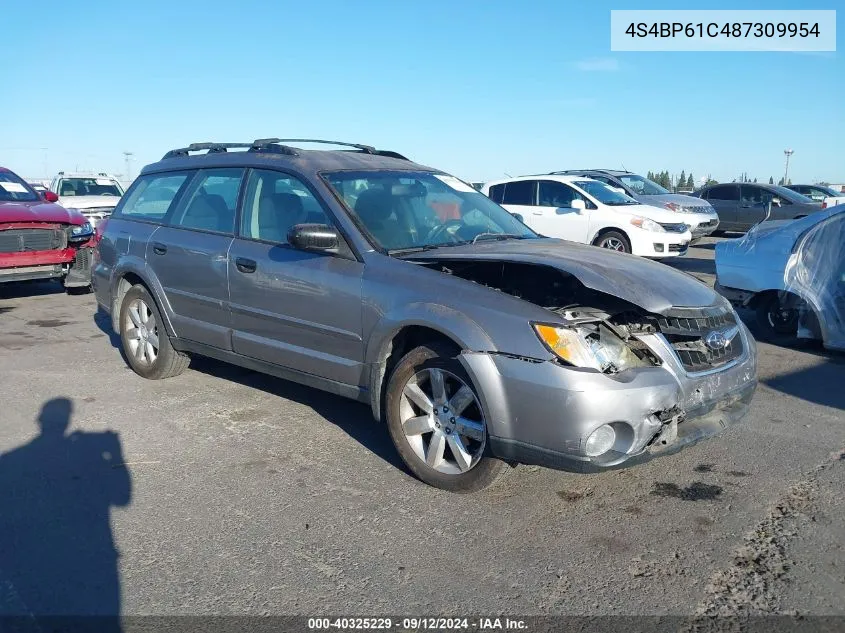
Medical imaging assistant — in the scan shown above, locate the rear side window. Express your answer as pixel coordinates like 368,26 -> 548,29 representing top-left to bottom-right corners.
113,172 -> 192,222
170,168 -> 244,235
705,185 -> 739,201
487,183 -> 505,203
501,180 -> 536,205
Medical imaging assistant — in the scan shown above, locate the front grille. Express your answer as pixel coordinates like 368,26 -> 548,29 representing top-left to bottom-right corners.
684,205 -> 712,214
660,222 -> 689,233
0,228 -> 67,254
668,242 -> 688,253
656,306 -> 744,372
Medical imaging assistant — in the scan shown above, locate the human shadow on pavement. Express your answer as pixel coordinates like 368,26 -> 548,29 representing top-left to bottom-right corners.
189,357 -> 410,474
0,398 -> 131,632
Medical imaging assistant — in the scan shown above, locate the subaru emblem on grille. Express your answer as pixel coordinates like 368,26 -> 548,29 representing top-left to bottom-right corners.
705,326 -> 739,351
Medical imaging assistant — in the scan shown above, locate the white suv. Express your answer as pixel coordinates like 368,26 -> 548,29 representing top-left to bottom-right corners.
484,175 -> 692,258
49,172 -> 125,228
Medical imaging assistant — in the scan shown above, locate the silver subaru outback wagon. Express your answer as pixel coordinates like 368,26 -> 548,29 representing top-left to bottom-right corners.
93,138 -> 758,493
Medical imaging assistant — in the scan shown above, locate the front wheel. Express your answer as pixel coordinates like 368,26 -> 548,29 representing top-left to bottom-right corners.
385,344 -> 507,493
593,230 -> 631,253
755,292 -> 800,343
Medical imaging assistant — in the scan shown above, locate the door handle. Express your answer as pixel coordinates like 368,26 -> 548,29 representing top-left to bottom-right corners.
235,257 -> 257,274
152,242 -> 167,255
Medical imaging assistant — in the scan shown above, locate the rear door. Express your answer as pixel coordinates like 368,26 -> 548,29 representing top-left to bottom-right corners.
738,185 -> 771,229
146,168 -> 244,350
703,185 -> 740,230
495,180 -> 538,228
535,180 -> 591,242
227,168 -> 365,386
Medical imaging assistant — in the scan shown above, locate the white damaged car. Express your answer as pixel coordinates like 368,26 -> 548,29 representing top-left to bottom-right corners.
49,172 -> 125,228
484,175 -> 692,258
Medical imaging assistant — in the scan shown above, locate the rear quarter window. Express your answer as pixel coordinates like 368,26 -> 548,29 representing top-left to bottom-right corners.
112,172 -> 194,223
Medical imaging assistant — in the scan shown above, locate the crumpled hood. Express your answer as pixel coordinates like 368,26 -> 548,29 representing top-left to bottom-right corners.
58,195 -> 121,210
406,238 -> 720,315
0,200 -> 86,225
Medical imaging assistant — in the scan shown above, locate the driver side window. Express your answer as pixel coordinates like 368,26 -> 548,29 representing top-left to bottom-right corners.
538,181 -> 591,208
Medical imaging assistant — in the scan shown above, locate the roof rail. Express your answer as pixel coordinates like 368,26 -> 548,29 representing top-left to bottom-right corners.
253,138 -> 377,154
161,138 -> 410,161
162,140 -> 299,160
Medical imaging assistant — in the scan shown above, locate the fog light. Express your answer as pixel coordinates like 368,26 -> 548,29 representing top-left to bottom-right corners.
585,424 -> 616,457
653,243 -> 665,253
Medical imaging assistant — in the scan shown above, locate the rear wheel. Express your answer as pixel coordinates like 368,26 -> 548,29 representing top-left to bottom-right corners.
593,230 -> 631,253
119,285 -> 189,379
385,344 -> 507,493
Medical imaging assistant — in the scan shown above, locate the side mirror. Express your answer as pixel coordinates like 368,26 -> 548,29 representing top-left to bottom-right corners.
510,212 -> 524,223
771,197 -> 782,207
570,199 -> 586,212
43,191 -> 59,202
610,187 -> 627,195
288,223 -> 339,252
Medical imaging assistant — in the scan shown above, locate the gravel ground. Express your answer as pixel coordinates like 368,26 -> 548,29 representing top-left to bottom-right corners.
0,236 -> 843,619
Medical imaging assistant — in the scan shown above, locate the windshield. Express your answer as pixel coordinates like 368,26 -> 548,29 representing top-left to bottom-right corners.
324,171 -> 538,252
619,174 -> 670,195
57,178 -> 123,198
771,185 -> 814,203
574,180 -> 639,206
0,171 -> 39,202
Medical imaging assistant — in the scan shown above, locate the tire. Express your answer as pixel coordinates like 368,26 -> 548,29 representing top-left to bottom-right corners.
755,292 -> 800,344
119,285 -> 189,379
66,285 -> 91,295
385,344 -> 508,493
593,230 -> 631,253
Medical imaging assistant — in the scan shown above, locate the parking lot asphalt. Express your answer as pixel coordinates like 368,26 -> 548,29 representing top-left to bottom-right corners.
1,236 -> 843,617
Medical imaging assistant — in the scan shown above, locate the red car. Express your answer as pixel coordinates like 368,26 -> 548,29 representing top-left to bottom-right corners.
0,166 -> 95,290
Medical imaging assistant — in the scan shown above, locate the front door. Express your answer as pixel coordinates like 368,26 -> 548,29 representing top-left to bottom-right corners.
534,180 -> 591,243
227,169 -> 365,387
146,168 -> 243,350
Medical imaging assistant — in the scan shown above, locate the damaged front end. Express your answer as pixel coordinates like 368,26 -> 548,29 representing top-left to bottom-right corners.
415,258 -> 758,471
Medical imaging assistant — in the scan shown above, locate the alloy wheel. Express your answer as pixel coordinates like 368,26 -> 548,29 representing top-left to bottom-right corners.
398,368 -> 486,475
599,237 -> 626,252
124,298 -> 159,366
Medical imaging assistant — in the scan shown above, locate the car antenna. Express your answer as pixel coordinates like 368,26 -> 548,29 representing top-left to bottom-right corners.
504,172 -> 513,178
621,163 -> 627,171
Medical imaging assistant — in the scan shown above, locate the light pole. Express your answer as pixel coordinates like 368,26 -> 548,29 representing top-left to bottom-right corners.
783,149 -> 793,185
123,151 -> 134,183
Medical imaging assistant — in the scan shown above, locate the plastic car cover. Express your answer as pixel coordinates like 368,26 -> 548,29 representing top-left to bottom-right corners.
783,209 -> 845,349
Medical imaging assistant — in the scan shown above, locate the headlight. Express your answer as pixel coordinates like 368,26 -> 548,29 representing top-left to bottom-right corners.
69,222 -> 94,239
532,323 -> 649,373
630,216 -> 665,233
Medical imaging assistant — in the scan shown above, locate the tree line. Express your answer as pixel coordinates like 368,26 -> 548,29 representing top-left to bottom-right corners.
646,170 -> 792,191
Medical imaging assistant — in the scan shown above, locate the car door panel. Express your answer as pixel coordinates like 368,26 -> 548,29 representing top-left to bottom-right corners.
144,168 -> 244,350
738,186 -> 768,230
535,180 -> 591,242
705,185 -> 740,230
228,242 -> 365,386
227,167 -> 365,387
147,226 -> 233,349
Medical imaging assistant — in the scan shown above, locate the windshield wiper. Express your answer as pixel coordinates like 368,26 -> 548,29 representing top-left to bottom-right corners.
471,233 -> 524,244
388,244 -> 445,255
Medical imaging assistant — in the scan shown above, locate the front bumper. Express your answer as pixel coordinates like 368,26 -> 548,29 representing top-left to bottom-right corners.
690,217 -> 720,239
461,321 -> 757,472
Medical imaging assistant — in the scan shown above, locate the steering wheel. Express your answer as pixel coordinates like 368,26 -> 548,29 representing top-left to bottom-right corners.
425,220 -> 465,244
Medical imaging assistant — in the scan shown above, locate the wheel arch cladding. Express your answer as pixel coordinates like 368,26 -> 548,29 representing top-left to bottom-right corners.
365,306 -> 497,422
111,266 -> 175,336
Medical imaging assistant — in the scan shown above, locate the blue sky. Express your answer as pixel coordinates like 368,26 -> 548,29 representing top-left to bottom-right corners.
2,0 -> 842,185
